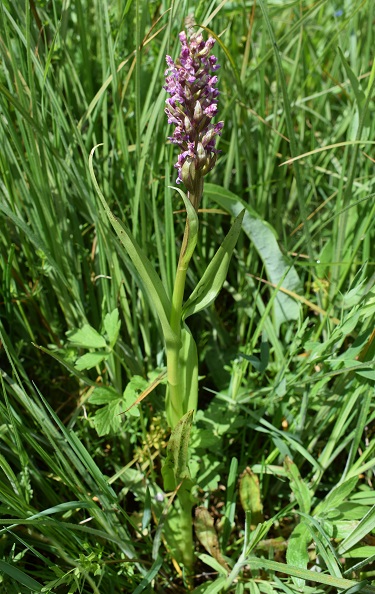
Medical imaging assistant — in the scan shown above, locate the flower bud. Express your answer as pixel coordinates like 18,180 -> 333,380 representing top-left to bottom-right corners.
193,101 -> 203,123
201,154 -> 217,176
180,158 -> 197,192
184,116 -> 192,134
202,127 -> 216,147
196,142 -> 207,168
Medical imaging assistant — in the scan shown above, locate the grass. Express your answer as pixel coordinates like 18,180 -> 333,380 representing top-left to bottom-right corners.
0,0 -> 375,592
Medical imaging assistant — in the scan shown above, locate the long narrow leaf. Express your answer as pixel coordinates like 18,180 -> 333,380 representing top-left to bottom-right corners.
0,560 -> 43,591
338,505 -> 375,555
182,209 -> 245,320
248,558 -> 375,592
89,145 -> 175,346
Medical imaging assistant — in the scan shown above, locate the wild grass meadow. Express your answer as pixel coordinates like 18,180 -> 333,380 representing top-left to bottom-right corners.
0,0 -> 375,592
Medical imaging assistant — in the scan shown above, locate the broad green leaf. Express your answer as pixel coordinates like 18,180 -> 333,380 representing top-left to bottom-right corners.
162,410 -> 194,492
162,402 -> 196,572
239,468 -> 264,526
89,146 -> 175,346
189,454 -> 221,491
321,519 -> 361,540
90,386 -> 120,405
284,456 -> 311,513
328,503 -> 371,521
124,375 -> 149,392
93,399 -> 122,436
340,310 -> 361,335
350,490 -> 375,506
190,428 -> 220,450
164,496 -> 195,571
182,209 -> 245,320
68,324 -> 106,349
314,477 -> 358,517
75,351 -> 109,371
344,546 -> 375,559
205,184 -> 301,331
195,507 -> 228,569
286,523 -> 311,589
123,375 -> 148,418
335,329 -> 373,363
103,309 -> 121,348
198,554 -> 228,576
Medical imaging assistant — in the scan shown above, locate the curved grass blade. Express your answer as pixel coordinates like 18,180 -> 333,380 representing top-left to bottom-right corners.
248,558 -> 375,592
0,560 -> 43,591
89,145 -> 175,346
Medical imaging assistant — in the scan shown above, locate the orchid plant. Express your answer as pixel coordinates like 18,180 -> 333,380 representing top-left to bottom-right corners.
164,26 -> 224,429
89,18 -> 244,579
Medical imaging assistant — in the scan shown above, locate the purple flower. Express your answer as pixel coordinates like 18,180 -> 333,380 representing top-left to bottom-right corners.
164,27 -> 223,203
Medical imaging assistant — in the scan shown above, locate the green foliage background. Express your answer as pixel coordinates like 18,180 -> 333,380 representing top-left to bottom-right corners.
0,0 -> 374,592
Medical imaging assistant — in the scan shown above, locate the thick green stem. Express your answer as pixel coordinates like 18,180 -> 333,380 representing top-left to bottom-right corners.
164,191 -> 200,577
165,493 -> 195,579
177,502 -> 195,580
166,189 -> 200,427
166,219 -> 192,427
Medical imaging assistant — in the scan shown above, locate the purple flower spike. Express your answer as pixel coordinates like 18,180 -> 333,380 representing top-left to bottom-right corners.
164,24 -> 223,205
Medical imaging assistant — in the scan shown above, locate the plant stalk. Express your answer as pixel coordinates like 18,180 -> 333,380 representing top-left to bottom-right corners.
166,207 -> 196,428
